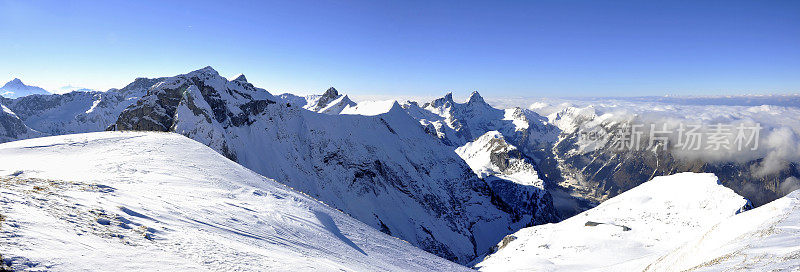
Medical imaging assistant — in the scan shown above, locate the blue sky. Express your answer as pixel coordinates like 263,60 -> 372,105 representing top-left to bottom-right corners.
1,0 -> 798,97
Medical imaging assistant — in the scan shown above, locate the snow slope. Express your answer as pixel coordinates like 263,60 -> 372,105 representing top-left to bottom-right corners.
0,132 -> 470,271
477,172 -> 749,272
645,189 -> 800,271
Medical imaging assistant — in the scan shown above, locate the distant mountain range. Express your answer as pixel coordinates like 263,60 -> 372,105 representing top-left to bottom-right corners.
0,78 -> 50,98
0,78 -> 96,99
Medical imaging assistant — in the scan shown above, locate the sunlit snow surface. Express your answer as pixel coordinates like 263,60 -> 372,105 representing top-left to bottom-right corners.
646,190 -> 800,271
477,172 -> 752,271
0,132 -> 469,271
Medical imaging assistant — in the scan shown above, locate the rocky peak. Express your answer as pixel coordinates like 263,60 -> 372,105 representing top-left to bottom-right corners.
467,91 -> 487,106
322,87 -> 339,98
312,87 -> 342,111
428,92 -> 455,108
233,74 -> 248,82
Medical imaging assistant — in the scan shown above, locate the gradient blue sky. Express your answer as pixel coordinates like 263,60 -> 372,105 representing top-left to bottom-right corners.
1,0 -> 798,97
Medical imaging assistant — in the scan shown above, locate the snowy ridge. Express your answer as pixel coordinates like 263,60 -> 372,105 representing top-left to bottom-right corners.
0,132 -> 470,271
341,99 -> 398,116
478,172 -> 750,271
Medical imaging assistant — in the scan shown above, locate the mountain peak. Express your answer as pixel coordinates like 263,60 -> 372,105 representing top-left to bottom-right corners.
467,91 -> 485,104
190,66 -> 220,76
3,78 -> 24,88
233,74 -> 247,82
428,92 -> 455,108
323,87 -> 339,98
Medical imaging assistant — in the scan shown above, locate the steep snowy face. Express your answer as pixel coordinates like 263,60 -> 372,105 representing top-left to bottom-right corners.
477,172 -> 750,272
0,78 -> 50,99
645,189 -> 800,272
0,78 -> 154,136
0,102 -> 40,143
456,131 -> 559,230
109,67 -> 547,264
0,132 -> 470,271
457,131 -> 545,188
278,87 -> 356,115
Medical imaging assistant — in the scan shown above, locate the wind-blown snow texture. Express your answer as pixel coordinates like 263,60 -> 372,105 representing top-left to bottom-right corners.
645,189 -> 800,271
0,132 -> 470,271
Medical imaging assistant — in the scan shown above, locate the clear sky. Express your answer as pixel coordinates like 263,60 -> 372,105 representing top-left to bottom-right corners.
1,0 -> 798,97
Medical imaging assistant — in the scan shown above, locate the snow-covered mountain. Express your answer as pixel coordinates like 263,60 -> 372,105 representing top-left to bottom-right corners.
105,66 -> 557,264
0,78 -> 50,99
456,131 -> 558,229
0,77 -> 153,136
477,172 -> 753,271
399,93 -> 593,216
402,92 -> 559,149
0,102 -> 40,143
0,132 -> 470,271
279,87 -> 356,114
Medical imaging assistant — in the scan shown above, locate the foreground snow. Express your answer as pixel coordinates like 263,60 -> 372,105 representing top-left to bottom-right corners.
0,132 -> 469,271
645,190 -> 800,271
477,172 -> 750,271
